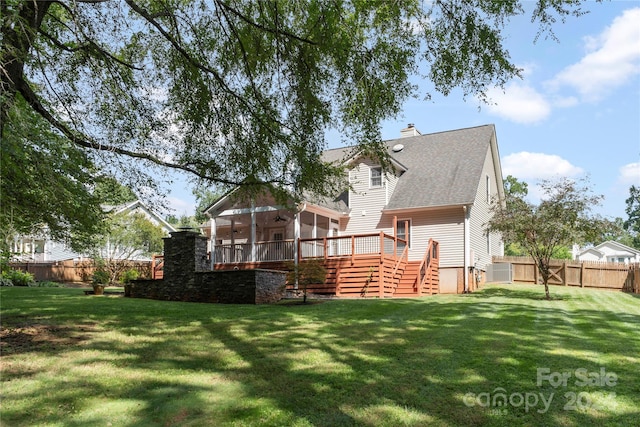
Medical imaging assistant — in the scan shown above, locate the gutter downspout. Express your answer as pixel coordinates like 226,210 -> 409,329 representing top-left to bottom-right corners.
463,205 -> 470,293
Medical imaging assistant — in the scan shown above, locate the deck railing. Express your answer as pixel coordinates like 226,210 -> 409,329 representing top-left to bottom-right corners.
213,233 -> 407,265
414,239 -> 439,295
299,232 -> 406,262
214,240 -> 295,263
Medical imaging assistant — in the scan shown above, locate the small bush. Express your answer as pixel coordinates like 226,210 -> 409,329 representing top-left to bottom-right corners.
92,268 -> 110,285
285,259 -> 327,303
0,276 -> 13,286
120,268 -> 139,284
4,270 -> 35,287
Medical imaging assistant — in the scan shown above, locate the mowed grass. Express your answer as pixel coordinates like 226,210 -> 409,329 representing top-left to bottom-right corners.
1,284 -> 639,427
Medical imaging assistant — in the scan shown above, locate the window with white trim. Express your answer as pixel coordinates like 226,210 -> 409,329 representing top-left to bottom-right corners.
370,166 -> 383,187
396,218 -> 411,248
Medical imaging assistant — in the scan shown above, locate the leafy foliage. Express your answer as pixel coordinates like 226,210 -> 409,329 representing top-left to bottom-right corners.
286,259 -> 327,303
193,186 -> 222,224
0,95 -> 106,252
91,265 -> 110,286
1,0 -> 595,209
1,269 -> 36,287
624,185 -> 640,249
93,176 -> 138,206
120,268 -> 139,284
91,212 -> 167,284
486,176 -> 607,299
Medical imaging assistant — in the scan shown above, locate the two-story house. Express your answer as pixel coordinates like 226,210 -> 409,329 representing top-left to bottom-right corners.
202,124 -> 505,295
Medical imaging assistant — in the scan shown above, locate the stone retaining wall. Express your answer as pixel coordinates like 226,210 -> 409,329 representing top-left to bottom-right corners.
125,269 -> 286,304
124,230 -> 286,304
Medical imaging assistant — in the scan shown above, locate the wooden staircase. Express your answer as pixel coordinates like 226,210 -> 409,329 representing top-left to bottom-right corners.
392,239 -> 440,297
393,261 -> 422,297
280,235 -> 439,298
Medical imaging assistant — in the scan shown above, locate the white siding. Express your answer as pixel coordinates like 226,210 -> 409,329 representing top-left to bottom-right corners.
469,145 -> 503,270
344,158 -> 390,235
407,208 -> 465,266
385,169 -> 401,205
369,208 -> 465,266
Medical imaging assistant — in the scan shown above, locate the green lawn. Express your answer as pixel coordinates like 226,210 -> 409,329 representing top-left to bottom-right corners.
1,284 -> 638,426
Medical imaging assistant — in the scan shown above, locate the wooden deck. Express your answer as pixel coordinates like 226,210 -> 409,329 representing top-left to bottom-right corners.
212,236 -> 440,298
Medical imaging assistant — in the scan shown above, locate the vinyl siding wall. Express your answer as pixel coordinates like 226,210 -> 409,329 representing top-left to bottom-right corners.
343,157 -> 467,267
468,144 -> 503,271
344,158 -> 398,235
349,206 -> 465,266
404,208 -> 465,266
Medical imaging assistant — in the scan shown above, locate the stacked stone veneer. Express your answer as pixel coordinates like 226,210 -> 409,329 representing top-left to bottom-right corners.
125,230 -> 286,304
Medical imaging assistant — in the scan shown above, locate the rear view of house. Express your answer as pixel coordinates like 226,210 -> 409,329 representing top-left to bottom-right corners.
202,124 -> 505,295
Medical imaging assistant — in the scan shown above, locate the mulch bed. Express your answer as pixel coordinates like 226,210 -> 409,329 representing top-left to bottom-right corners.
0,320 -> 97,356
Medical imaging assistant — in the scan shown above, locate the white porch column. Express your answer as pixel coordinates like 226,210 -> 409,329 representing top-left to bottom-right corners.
294,211 -> 301,290
230,219 -> 235,257
209,217 -> 216,269
250,200 -> 257,263
312,212 -> 318,257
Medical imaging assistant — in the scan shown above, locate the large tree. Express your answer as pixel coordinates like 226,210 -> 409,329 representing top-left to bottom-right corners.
91,211 -> 166,284
624,185 -> 640,249
502,175 -> 529,256
2,0 -> 599,242
0,95 -> 106,251
486,177 -> 606,299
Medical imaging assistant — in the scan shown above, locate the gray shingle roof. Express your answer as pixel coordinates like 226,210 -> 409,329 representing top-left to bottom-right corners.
323,124 -> 496,210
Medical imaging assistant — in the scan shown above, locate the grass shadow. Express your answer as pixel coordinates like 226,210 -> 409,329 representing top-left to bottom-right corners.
1,285 -> 639,426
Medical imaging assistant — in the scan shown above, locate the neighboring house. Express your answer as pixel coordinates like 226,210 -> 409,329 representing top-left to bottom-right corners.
201,124 -> 505,295
573,241 -> 640,264
11,200 -> 176,262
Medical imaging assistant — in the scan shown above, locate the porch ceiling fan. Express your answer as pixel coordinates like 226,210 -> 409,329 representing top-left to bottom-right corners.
274,213 -> 288,223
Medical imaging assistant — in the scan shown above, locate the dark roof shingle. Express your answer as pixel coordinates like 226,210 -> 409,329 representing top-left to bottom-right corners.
323,124 -> 496,210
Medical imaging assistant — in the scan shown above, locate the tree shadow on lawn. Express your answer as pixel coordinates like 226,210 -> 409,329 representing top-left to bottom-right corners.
189,298 -> 640,426
2,288 -> 639,426
467,284 -> 569,301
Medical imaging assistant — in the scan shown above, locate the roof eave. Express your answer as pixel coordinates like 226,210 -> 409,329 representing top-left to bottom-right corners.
382,202 -> 472,214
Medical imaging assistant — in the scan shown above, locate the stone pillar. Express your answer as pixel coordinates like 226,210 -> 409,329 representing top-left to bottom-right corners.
163,230 -> 209,287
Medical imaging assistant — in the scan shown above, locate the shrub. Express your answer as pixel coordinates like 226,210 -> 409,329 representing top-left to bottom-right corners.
92,268 -> 110,285
4,269 -> 35,287
120,268 -> 139,284
0,276 -> 13,286
286,259 -> 327,303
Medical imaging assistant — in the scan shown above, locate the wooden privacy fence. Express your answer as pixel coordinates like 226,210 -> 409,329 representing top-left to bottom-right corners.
492,256 -> 640,293
10,259 -> 153,283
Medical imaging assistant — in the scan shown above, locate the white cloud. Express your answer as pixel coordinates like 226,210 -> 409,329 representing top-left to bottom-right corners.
502,152 -> 585,204
618,162 -> 640,185
502,152 -> 584,180
484,83 -> 551,124
549,95 -> 579,109
547,8 -> 640,102
166,196 -> 196,216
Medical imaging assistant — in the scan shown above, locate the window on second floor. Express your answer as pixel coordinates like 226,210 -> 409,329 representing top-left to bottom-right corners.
370,166 -> 383,188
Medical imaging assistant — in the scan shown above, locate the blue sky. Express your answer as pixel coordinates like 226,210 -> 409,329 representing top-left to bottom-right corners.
167,1 -> 640,220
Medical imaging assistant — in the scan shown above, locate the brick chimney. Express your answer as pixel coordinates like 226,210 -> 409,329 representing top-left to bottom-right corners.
400,123 -> 421,138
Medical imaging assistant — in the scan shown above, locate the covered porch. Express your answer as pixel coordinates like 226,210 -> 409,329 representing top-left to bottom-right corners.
203,191 -> 345,266
201,193 -> 439,297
